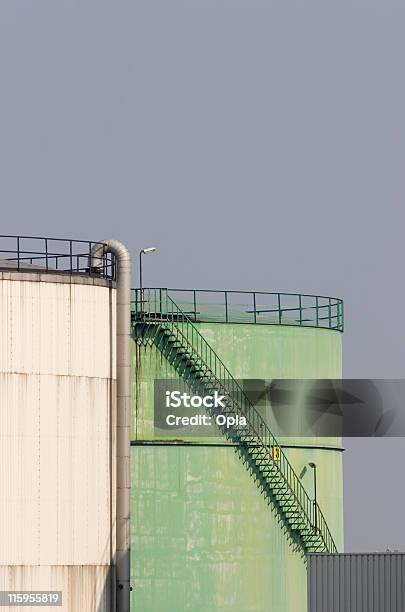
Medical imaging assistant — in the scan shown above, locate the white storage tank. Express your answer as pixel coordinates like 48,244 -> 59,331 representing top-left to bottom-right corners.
0,237 -> 117,611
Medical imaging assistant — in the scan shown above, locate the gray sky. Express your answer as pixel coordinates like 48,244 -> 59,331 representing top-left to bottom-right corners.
1,0 -> 404,552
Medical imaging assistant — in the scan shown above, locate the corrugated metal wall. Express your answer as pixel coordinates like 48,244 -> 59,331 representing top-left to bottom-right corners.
308,553 -> 405,612
0,565 -> 113,612
0,276 -> 116,611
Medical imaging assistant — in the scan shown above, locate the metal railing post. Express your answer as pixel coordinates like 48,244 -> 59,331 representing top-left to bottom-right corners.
299,294 -> 302,325
253,292 -> 257,324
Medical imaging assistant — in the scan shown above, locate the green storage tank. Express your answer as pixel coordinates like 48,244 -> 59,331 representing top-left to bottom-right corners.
131,289 -> 344,612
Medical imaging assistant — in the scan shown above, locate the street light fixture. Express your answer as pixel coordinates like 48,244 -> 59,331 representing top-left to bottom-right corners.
309,462 -> 318,530
139,247 -> 157,314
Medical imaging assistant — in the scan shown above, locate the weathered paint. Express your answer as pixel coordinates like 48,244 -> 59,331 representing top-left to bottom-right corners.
0,565 -> 113,612
132,444 -> 307,612
132,321 -> 344,611
0,279 -> 116,378
0,277 -> 116,608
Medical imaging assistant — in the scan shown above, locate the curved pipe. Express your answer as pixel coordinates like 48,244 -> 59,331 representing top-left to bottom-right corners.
92,240 -> 131,612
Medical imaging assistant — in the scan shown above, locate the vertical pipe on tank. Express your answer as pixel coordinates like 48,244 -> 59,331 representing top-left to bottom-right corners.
91,240 -> 131,612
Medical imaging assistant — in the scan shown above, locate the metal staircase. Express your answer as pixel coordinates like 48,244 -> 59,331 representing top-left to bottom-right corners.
132,288 -> 337,554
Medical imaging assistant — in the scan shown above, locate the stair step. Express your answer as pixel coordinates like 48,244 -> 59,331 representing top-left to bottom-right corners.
249,448 -> 267,456
271,482 -> 290,490
260,466 -> 279,474
274,494 -> 295,502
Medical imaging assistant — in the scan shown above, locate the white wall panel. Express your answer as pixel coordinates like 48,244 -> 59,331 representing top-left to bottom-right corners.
0,565 -> 113,612
0,276 -> 116,610
0,280 -> 116,378
0,373 -> 114,565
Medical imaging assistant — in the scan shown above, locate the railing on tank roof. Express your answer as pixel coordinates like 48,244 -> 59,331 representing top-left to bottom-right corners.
132,288 -> 344,331
0,235 -> 117,280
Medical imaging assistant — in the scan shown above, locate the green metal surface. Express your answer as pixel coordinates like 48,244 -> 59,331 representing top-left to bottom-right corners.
132,444 -> 311,612
131,288 -> 344,612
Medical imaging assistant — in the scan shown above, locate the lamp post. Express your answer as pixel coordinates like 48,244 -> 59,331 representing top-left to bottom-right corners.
309,462 -> 317,530
139,247 -> 156,314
